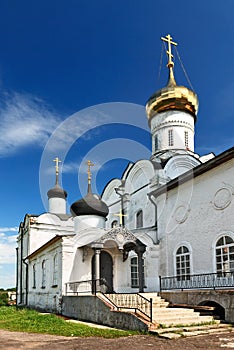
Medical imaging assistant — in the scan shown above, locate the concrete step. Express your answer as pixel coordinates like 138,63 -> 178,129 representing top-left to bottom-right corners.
153,313 -> 214,321
152,302 -> 170,308
150,322 -> 231,338
152,307 -> 196,315
101,292 -> 217,329
153,315 -> 215,327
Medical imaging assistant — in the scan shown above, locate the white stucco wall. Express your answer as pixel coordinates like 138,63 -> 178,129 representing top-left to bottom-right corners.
48,197 -> 67,214
150,110 -> 195,153
156,157 -> 234,278
27,240 -> 63,312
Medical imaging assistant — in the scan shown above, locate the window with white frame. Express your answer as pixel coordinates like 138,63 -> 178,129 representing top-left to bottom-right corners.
136,210 -> 143,228
168,129 -> 174,146
53,254 -> 58,286
216,236 -> 234,276
176,246 -> 190,280
130,256 -> 145,288
184,131 -> 189,148
33,263 -> 36,288
41,260 -> 46,288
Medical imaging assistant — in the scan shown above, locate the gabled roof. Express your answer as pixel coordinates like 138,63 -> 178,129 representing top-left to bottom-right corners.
26,234 -> 75,260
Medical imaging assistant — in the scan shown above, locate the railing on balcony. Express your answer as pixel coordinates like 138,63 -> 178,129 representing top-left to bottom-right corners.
104,293 -> 153,322
160,272 -> 234,291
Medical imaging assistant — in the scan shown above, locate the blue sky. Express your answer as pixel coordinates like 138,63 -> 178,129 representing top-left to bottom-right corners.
0,0 -> 234,289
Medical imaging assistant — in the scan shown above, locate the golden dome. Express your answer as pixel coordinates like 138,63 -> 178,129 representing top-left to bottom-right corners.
146,34 -> 199,123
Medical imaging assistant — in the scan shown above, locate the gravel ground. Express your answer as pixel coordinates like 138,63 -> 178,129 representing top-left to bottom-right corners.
0,330 -> 234,350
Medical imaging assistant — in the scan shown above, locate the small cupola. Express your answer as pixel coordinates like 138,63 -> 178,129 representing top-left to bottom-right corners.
47,157 -> 67,214
71,160 -> 108,218
70,187 -> 109,218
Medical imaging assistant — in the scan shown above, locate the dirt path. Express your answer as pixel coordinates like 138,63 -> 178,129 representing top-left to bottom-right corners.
1,329 -> 234,350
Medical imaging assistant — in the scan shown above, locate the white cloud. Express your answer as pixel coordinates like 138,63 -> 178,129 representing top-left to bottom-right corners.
45,159 -> 102,176
0,228 -> 18,288
0,92 -> 62,157
0,233 -> 17,264
62,162 -> 79,174
62,160 -> 102,174
44,113 -> 103,153
0,270 -> 16,289
0,227 -> 18,232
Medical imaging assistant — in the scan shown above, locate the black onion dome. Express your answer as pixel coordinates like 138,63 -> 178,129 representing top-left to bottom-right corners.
70,190 -> 109,218
47,184 -> 67,199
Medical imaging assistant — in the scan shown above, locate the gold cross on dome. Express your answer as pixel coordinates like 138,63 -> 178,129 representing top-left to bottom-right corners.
53,157 -> 61,175
161,34 -> 178,67
114,209 -> 127,226
87,160 -> 94,184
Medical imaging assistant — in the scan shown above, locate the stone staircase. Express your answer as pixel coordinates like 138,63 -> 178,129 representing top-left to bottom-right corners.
140,292 -> 215,327
100,292 -> 220,329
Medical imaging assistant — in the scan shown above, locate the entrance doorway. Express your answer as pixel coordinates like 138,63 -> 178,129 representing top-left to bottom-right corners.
92,251 -> 113,293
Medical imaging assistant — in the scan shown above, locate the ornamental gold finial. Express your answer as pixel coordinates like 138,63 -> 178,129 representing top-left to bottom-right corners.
161,34 -> 178,86
53,157 -> 61,184
87,160 -> 94,185
161,34 -> 178,68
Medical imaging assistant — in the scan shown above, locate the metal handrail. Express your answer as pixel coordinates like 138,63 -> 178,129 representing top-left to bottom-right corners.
64,280 -> 153,321
104,292 -> 153,322
65,278 -> 109,296
160,272 -> 234,291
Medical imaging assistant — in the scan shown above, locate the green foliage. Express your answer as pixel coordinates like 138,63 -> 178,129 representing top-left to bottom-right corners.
0,306 -> 140,338
0,293 -> 8,306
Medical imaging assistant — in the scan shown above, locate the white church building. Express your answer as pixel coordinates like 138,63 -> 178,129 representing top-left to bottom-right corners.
17,35 -> 234,319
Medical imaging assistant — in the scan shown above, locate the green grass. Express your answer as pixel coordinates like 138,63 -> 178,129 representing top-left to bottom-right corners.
0,306 -> 140,338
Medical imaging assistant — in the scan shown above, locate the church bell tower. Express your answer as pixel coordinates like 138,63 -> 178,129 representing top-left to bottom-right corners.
146,34 -> 199,157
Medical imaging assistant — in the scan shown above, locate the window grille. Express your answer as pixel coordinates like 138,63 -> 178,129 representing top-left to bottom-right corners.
154,135 -> 158,151
168,129 -> 174,146
130,256 -> 145,288
42,260 -> 46,288
53,254 -> 58,286
184,131 -> 189,148
216,236 -> 234,276
176,246 -> 190,280
33,264 -> 36,288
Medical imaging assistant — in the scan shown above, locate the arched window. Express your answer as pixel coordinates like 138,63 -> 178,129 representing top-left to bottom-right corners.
136,210 -> 143,228
130,256 -> 145,288
176,246 -> 190,280
111,220 -> 118,228
32,264 -> 36,288
53,254 -> 58,286
216,236 -> 234,276
41,260 -> 46,288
